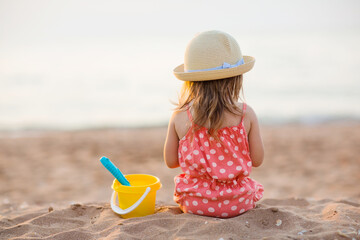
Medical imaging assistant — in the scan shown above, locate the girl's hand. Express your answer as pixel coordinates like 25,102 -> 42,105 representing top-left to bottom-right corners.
164,112 -> 180,168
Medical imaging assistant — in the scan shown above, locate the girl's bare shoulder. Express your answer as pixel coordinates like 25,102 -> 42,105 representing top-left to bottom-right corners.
234,102 -> 257,119
171,109 -> 191,139
244,104 -> 257,119
237,103 -> 258,134
172,109 -> 188,124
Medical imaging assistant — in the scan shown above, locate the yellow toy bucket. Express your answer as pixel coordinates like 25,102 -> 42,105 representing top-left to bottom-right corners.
110,174 -> 162,218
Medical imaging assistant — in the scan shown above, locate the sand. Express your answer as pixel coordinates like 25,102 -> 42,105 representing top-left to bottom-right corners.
1,122 -> 360,239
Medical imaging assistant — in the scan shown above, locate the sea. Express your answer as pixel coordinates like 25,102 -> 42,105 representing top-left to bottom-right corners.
1,0 -> 359,131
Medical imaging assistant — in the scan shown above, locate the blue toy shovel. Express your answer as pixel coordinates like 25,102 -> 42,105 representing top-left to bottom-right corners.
100,156 -> 131,186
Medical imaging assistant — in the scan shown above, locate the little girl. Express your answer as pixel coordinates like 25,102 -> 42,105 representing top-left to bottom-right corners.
164,30 -> 264,218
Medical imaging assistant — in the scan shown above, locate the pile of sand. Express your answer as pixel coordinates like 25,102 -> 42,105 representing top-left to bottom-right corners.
1,198 -> 359,239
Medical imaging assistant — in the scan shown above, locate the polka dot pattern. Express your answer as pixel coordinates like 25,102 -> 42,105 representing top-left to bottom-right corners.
174,103 -> 264,218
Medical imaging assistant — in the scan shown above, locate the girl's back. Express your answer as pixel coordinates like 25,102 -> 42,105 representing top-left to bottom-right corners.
174,102 -> 250,140
172,103 -> 263,218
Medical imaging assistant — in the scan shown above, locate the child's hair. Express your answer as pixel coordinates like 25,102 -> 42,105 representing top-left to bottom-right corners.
176,75 -> 244,138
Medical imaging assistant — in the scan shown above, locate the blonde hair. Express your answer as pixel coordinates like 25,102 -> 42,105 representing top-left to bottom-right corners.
176,75 -> 244,138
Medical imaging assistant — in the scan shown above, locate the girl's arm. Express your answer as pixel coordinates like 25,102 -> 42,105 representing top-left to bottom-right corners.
247,106 -> 264,167
164,112 -> 180,168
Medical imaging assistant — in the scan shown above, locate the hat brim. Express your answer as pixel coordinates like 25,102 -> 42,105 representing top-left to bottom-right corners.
173,55 -> 255,81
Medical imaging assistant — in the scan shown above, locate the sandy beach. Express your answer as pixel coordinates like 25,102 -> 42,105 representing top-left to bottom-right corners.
1,122 -> 360,239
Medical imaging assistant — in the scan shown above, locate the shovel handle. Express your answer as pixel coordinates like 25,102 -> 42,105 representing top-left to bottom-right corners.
100,156 -> 131,186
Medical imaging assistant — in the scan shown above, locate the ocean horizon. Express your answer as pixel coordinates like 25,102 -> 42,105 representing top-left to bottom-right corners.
1,1 -> 359,131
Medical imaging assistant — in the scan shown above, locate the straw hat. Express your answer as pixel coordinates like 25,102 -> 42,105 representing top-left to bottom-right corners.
173,30 -> 255,81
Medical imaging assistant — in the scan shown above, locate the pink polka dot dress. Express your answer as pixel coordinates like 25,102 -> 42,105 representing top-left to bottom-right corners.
174,103 -> 264,218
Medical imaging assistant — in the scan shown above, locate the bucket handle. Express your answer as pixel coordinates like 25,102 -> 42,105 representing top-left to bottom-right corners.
110,187 -> 151,215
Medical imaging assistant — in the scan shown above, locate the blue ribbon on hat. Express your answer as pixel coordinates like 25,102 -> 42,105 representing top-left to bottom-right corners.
186,58 -> 245,73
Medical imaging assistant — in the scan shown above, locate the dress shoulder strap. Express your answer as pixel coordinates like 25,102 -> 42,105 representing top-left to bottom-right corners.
240,103 -> 247,123
186,107 -> 193,122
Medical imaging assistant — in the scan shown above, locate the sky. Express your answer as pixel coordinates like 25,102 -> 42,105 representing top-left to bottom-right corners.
0,0 -> 359,129
1,0 -> 359,45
